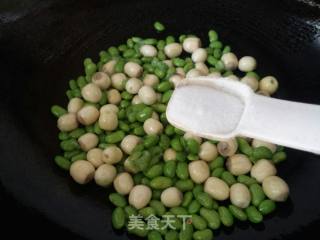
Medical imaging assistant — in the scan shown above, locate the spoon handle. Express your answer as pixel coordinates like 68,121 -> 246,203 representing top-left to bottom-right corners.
239,94 -> 320,154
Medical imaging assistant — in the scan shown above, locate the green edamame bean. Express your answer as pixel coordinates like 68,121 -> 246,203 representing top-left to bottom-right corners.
154,21 -> 165,32
134,151 -> 152,171
237,137 -> 253,156
251,146 -> 272,161
165,230 -> 178,240
139,207 -> 156,218
144,135 -> 160,148
124,205 -> 138,218
179,223 -> 193,240
66,90 -> 74,100
222,45 -> 231,54
218,206 -> 234,227
136,107 -> 153,122
221,171 -> 236,186
105,130 -> 125,143
150,176 -> 173,189
164,161 -> 177,178
214,60 -> 224,71
175,179 -> 194,192
209,156 -> 225,170
183,62 -> 194,72
179,34 -> 187,43
128,222 -> 148,237
131,144 -> 144,153
159,135 -> 171,149
85,62 -> 97,76
109,193 -> 127,207
69,79 -> 77,89
176,152 -> 186,162
157,81 -> 173,92
207,56 -> 218,66
156,40 -> 165,51
193,229 -> 213,240
121,91 -> 133,100
191,214 -> 207,230
112,207 -> 125,229
213,48 -> 222,59
119,121 -> 130,132
130,122 -> 140,129
123,49 -> 136,58
237,175 -> 257,186
171,207 -> 188,216
51,105 -> 67,118
228,205 -> 247,221
246,206 -> 263,223
192,185 -> 204,198
114,59 -> 125,73
210,40 -> 223,49
150,153 -> 163,166
108,46 -> 119,56
165,125 -> 175,136
173,58 -> 185,67
150,200 -> 166,216
64,150 -> 81,159
143,38 -> 157,45
58,132 -> 69,141
133,126 -> 145,136
196,193 -> 214,209
272,151 -> 287,164
182,192 -> 193,208
176,162 -> 189,180
60,139 -> 79,151
71,152 -> 86,162
148,230 -> 163,240
161,90 -> 173,103
145,164 -> 163,179
118,44 -> 127,52
200,208 -> 220,230
165,35 -> 175,44
171,138 -> 183,152
258,199 -> 276,215
211,167 -> 224,178
150,146 -> 163,156
93,122 -> 103,134
186,139 -> 200,154
208,30 -> 218,42
154,68 -> 166,78
120,100 -> 130,108
54,156 -> 71,170
250,183 -> 266,207
188,200 -> 201,214
152,103 -> 167,113
69,128 -> 86,138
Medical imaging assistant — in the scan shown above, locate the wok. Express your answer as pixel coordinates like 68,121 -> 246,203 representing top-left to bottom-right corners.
0,0 -> 320,239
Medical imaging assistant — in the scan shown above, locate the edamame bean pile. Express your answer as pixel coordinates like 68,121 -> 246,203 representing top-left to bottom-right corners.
51,22 -> 289,240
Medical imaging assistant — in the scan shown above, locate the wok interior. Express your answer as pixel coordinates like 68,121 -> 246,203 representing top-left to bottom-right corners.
0,0 -> 320,240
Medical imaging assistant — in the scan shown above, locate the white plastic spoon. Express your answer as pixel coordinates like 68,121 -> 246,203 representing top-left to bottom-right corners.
166,77 -> 320,154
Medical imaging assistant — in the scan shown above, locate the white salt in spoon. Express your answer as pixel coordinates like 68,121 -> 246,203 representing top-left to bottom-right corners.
166,76 -> 320,154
